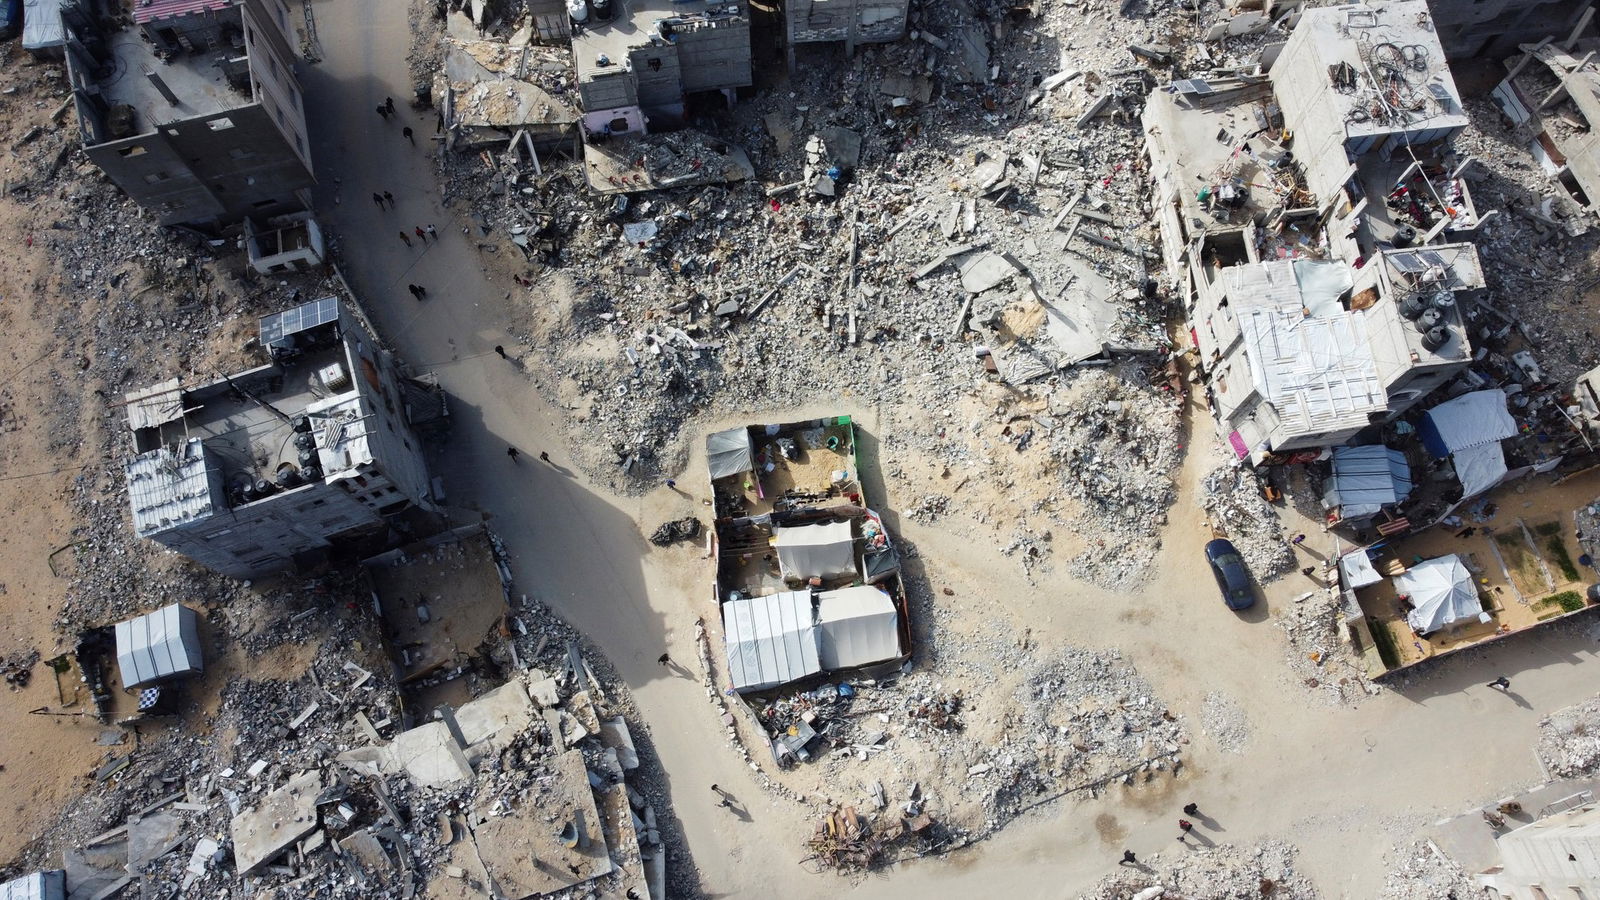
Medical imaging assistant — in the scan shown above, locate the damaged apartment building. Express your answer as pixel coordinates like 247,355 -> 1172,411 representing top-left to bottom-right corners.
1491,34 -> 1600,224
62,0 -> 318,247
1145,0 -> 1493,463
121,298 -> 447,579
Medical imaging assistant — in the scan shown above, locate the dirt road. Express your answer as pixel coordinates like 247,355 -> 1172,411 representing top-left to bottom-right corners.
297,6 -> 1600,897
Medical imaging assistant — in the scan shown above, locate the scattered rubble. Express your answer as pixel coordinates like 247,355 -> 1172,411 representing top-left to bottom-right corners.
1376,839 -> 1479,900
1076,840 -> 1318,900
1200,464 -> 1292,582
1538,693 -> 1600,778
1199,691 -> 1251,755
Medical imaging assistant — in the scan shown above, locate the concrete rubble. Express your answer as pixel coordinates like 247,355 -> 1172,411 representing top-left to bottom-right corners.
1376,839 -> 1479,900
1075,840 -> 1318,899
1537,693 -> 1600,778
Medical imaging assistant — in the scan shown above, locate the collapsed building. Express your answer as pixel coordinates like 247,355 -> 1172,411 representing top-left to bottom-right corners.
706,417 -> 911,762
61,0 -> 315,230
1430,0 -> 1591,61
784,0 -> 911,60
1146,0 -> 1492,461
1492,38 -> 1600,224
120,298 -> 447,580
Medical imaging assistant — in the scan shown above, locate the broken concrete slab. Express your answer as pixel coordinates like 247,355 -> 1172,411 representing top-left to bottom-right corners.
599,717 -> 640,771
958,252 -> 1026,293
381,721 -> 474,789
230,770 -> 324,875
337,829 -> 394,885
125,811 -> 184,872
567,689 -> 601,735
452,680 -> 535,761
469,750 -> 611,897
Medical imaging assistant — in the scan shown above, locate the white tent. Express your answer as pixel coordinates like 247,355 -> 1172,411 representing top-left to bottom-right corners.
774,520 -> 856,580
1397,555 -> 1483,635
817,586 -> 900,670
722,591 -> 820,692
115,604 -> 203,690
1452,441 -> 1509,499
1338,550 -> 1383,589
0,871 -> 65,900
707,427 -> 754,481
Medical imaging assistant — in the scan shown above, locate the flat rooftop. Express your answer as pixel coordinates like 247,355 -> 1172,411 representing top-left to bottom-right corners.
1289,2 -> 1469,141
1351,151 -> 1479,251
96,29 -> 250,136
572,0 -> 743,86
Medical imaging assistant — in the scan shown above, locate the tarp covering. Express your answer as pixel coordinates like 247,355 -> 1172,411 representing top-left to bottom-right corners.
115,604 -> 203,690
1398,555 -> 1482,635
1323,445 -> 1413,517
1338,550 -> 1383,589
774,520 -> 856,580
1419,389 -> 1517,458
1453,440 -> 1509,498
0,871 -> 65,900
22,0 -> 65,51
723,591 -> 820,692
817,586 -> 900,670
707,427 -> 754,480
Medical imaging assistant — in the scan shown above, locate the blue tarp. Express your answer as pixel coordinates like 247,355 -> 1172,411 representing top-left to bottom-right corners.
1324,445 -> 1412,517
1418,389 -> 1517,459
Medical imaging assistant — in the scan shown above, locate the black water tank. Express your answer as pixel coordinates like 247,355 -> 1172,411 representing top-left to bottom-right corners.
1421,325 -> 1450,352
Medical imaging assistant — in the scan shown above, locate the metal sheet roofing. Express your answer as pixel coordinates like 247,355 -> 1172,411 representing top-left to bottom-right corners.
723,590 -> 820,693
131,0 -> 232,24
21,0 -> 65,50
115,603 -> 203,689
124,439 -> 222,536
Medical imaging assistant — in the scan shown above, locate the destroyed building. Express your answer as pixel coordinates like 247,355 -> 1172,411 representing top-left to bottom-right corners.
436,35 -> 580,151
707,418 -> 911,749
1492,39 -> 1600,222
1146,0 -> 1490,459
62,0 -> 315,228
1476,797 -> 1600,898
1430,0 -> 1590,61
785,0 -> 910,57
121,298 -> 446,579
571,0 -> 751,136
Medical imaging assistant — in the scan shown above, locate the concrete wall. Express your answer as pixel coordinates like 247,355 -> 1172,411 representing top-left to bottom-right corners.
676,18 -> 752,92
788,0 -> 910,46
1432,0 -> 1586,59
629,44 -> 684,111
341,319 -> 436,514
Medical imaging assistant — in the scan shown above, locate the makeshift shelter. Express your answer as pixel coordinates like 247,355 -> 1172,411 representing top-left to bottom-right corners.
1418,390 -> 1517,458
774,520 -> 856,580
1338,550 -> 1383,589
115,604 -> 203,690
1397,555 -> 1483,635
722,591 -> 821,692
816,586 -> 900,670
0,872 -> 65,900
1322,445 -> 1413,517
707,427 -> 755,480
1451,441 -> 1509,498
22,0 -> 65,54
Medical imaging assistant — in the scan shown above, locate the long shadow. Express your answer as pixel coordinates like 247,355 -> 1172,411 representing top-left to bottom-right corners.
298,50 -> 711,898
1381,608 -> 1600,703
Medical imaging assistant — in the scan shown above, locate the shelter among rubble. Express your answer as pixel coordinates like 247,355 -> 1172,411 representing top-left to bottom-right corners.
570,0 -> 751,136
708,417 -> 911,708
1321,444 -> 1413,521
1493,39 -> 1600,223
114,604 -> 203,690
61,0 -> 315,228
121,298 -> 445,579
1396,555 -> 1484,635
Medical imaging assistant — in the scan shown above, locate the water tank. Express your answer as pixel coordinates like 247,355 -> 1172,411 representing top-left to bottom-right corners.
1429,290 -> 1456,312
1414,308 -> 1442,333
568,0 -> 588,22
1399,293 -> 1428,320
1420,325 -> 1450,352
276,464 -> 303,488
1393,225 -> 1416,248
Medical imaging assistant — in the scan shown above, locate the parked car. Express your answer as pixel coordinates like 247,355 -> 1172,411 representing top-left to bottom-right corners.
1204,538 -> 1255,610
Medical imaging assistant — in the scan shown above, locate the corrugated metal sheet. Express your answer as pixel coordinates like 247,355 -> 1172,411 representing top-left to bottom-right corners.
115,603 -> 203,689
124,439 -> 222,536
21,0 -> 64,50
723,590 -> 820,693
131,0 -> 232,24
123,377 -> 184,432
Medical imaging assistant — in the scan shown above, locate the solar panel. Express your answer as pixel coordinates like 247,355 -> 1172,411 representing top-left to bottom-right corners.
260,297 -> 340,345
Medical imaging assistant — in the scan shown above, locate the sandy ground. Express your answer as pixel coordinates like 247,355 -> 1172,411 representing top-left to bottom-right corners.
0,8 -> 1598,900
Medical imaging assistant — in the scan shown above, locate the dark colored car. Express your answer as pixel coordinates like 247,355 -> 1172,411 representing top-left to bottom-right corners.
1204,539 -> 1255,610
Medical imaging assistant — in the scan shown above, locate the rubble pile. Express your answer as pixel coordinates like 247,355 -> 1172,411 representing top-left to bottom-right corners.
1199,691 -> 1250,755
1199,464 -> 1291,581
1376,839 -> 1479,900
1273,586 -> 1379,706
1537,694 -> 1600,778
1076,840 -> 1318,900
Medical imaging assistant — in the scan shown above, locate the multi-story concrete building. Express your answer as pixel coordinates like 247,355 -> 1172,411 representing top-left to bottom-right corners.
122,298 -> 442,579
785,0 -> 910,55
1479,800 -> 1600,898
62,0 -> 314,228
1144,0 -> 1488,460
571,0 -> 751,136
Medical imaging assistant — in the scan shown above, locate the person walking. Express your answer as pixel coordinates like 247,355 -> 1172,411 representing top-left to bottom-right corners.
399,231 -> 412,247
384,96 -> 396,114
1183,802 -> 1200,816
375,104 -> 389,120
506,446 -> 520,462
494,345 -> 507,359
665,479 -> 677,489
1179,819 -> 1193,834
414,225 -> 427,242
382,190 -> 395,208
372,192 -> 384,209
1489,675 -> 1511,690
1120,850 -> 1137,866
657,653 -> 670,666
1290,533 -> 1306,546
539,451 -> 551,464
426,224 -> 438,241
402,126 -> 414,145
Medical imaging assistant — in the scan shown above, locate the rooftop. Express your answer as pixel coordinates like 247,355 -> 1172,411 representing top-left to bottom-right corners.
95,27 -> 251,134
1288,2 -> 1469,141
572,0 -> 744,87
131,0 -> 231,24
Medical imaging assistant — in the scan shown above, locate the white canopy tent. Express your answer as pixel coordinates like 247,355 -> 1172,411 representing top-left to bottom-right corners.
115,604 -> 203,690
1397,555 -> 1483,635
774,520 -> 857,580
1452,441 -> 1509,499
722,591 -> 821,692
707,427 -> 755,481
817,586 -> 900,670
